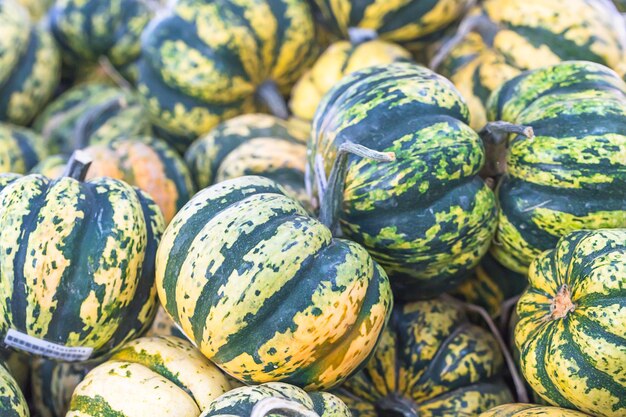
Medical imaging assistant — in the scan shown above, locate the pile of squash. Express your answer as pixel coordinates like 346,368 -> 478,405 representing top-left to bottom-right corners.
0,0 -> 624,416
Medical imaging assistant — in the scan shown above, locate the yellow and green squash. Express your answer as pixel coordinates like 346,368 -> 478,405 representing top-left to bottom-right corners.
309,62 -> 497,298
34,82 -> 152,155
479,404 -> 592,417
67,336 -> 231,417
485,61 -> 626,274
335,298 -> 513,417
137,0 -> 318,148
0,123 -> 47,174
156,176 -> 393,390
0,152 -> 164,360
435,0 -> 626,129
185,114 -> 310,207
200,382 -> 351,417
515,229 -> 626,417
0,0 -> 60,126
290,40 -> 412,122
0,362 -> 28,417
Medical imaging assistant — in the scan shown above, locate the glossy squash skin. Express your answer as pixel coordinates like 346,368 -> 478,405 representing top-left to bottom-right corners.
312,0 -> 471,53
185,114 -> 309,206
33,82 -> 152,155
67,336 -> 231,417
0,0 -> 61,126
486,61 -> 626,274
479,404 -> 592,417
156,176 -> 393,390
309,62 -> 497,298
452,251 -> 527,317
515,229 -> 626,417
335,298 -> 513,417
200,382 -> 351,417
31,358 -> 91,417
290,40 -> 412,122
0,172 -> 164,359
137,0 -> 318,148
0,363 -> 29,417
437,0 -> 626,129
0,123 -> 47,174
48,0 -> 155,81
32,136 -> 195,224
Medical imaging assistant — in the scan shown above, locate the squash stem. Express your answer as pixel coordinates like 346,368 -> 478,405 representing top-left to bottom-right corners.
257,81 -> 289,119
429,14 -> 499,70
250,398 -> 320,417
374,395 -> 419,417
63,150 -> 92,181
478,121 -> 534,178
318,142 -> 395,233
73,96 -> 129,150
348,27 -> 378,45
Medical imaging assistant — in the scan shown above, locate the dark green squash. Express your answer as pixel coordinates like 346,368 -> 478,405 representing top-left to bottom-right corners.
0,362 -> 28,417
0,0 -> 60,126
309,62 -> 497,299
137,0 -> 319,149
335,298 -> 513,417
0,152 -> 164,360
485,61 -> 626,274
0,123 -> 47,174
156,176 -> 393,390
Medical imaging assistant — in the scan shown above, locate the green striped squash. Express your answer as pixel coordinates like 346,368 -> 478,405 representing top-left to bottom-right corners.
33,82 -> 152,155
452,251 -> 527,317
32,136 -> 195,224
290,40 -> 412,122
137,0 -> 318,148
67,336 -> 231,417
156,175 -> 393,390
0,363 -> 28,417
0,155 -> 164,359
486,61 -> 626,274
436,0 -> 626,130
0,0 -> 60,126
200,382 -> 351,417
185,114 -> 310,207
480,404 -> 592,417
49,0 -> 155,82
515,229 -> 626,417
309,62 -> 497,298
0,123 -> 47,174
335,298 -> 513,417
312,0 -> 471,53
31,358 -> 91,417
0,350 -> 29,394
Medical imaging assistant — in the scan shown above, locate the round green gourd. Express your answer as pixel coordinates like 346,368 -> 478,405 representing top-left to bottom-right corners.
335,298 -> 513,417
156,175 -> 393,390
0,123 -> 47,174
48,0 -> 156,82
0,153 -> 164,360
31,358 -> 92,417
33,82 -> 152,155
137,0 -> 318,149
0,363 -> 29,417
515,229 -> 626,417
200,382 -> 351,417
0,0 -> 60,126
67,336 -> 231,417
185,114 -> 310,207
479,404 -> 592,417
309,62 -> 497,299
312,0 -> 471,54
485,61 -> 626,274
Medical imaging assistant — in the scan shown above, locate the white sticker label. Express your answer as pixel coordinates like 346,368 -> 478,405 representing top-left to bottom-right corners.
4,329 -> 93,361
